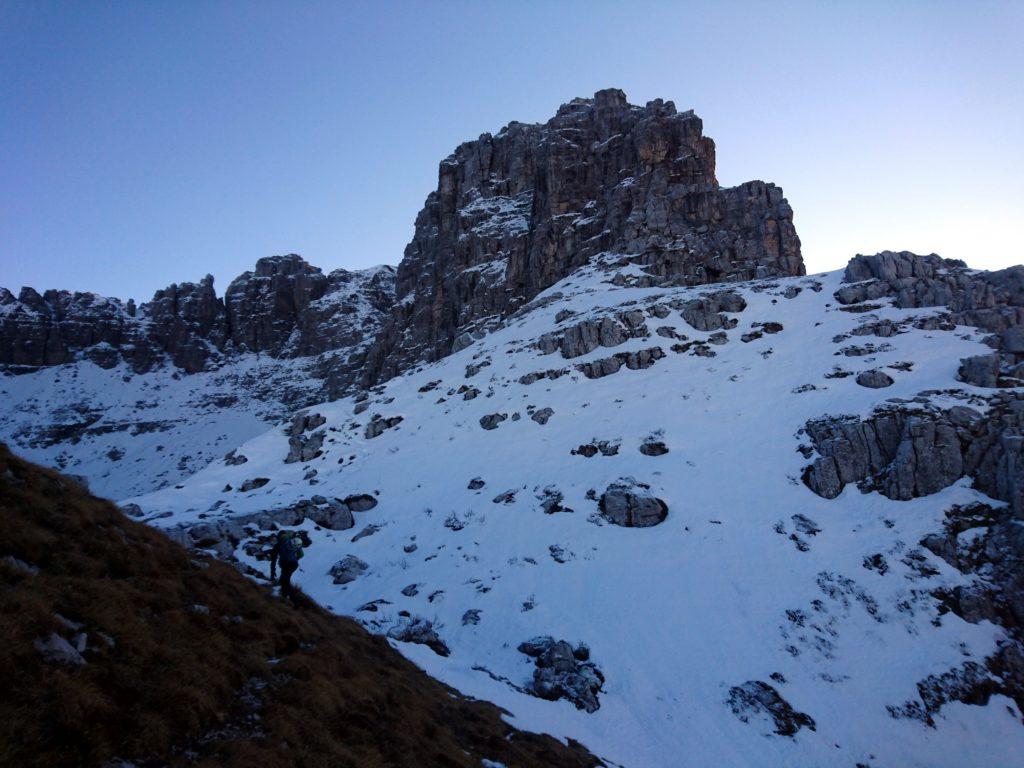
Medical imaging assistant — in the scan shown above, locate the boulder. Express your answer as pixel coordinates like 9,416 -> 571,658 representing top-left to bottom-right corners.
727,680 -> 815,736
599,480 -> 668,527
329,555 -> 369,585
518,636 -> 604,713
855,370 -> 894,388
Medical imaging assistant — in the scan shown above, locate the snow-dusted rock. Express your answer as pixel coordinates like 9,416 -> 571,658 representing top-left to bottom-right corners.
598,480 -> 668,527
329,555 -> 368,585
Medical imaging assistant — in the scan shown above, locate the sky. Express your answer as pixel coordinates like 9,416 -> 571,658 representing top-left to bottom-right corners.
2,1 -> 1022,301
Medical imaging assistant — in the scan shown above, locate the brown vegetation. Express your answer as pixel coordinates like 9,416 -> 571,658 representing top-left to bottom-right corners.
0,444 -> 601,768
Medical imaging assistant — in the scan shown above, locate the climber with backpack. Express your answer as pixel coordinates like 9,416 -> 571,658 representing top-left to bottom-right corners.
269,530 -> 304,602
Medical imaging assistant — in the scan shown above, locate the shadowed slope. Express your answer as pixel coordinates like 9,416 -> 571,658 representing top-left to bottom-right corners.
0,444 -> 602,768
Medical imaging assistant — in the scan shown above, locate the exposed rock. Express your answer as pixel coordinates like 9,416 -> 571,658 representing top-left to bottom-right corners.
329,555 -> 369,585
959,354 -> 1001,388
539,311 -> 649,359
239,477 -> 270,493
479,413 -> 508,430
365,414 -> 403,439
361,88 -> 803,385
467,477 -> 486,490
351,524 -> 381,542
531,407 -> 554,425
640,439 -> 669,456
680,291 -> 747,331
223,450 -> 248,466
387,616 -> 450,657
572,440 -> 619,457
343,494 -> 378,512
34,632 -> 86,667
285,430 -> 325,464
538,487 -> 572,515
576,347 -> 665,379
168,497 -> 355,557
727,681 -> 815,736
599,479 -> 668,527
286,411 -> 327,436
837,252 -> 1024,345
0,257 -> 394,391
798,393 -> 1024,514
855,370 -> 894,389
517,636 -> 604,713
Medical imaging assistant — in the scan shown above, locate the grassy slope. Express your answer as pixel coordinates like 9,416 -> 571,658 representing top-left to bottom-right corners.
0,444 -> 601,768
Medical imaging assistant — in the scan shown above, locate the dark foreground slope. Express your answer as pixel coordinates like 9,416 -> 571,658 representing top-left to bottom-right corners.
0,444 -> 601,768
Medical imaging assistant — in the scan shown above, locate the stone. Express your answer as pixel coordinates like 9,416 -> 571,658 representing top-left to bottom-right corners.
680,291 -> 747,332
599,480 -> 668,527
640,440 -> 669,456
285,430 -> 325,463
958,354 -> 1001,388
223,450 -> 248,466
387,616 -> 449,657
531,407 -> 554,425
727,681 -> 815,736
329,555 -> 369,585
365,414 -> 403,439
801,397 -> 1024,512
479,413 -> 508,430
34,633 -> 85,667
855,370 -> 894,388
343,493 -> 378,512
239,477 -> 270,492
518,636 -> 604,713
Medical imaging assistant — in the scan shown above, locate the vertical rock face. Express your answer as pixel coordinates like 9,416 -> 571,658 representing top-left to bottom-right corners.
0,287 -> 139,369
146,275 -> 228,373
224,255 -> 329,356
363,88 -> 803,383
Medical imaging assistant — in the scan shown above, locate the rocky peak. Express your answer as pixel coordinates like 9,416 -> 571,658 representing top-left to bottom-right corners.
145,274 -> 227,372
364,88 -> 803,383
224,254 -> 330,356
0,255 -> 395,389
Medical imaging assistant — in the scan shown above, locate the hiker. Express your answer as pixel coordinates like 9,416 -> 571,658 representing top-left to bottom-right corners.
269,530 -> 303,601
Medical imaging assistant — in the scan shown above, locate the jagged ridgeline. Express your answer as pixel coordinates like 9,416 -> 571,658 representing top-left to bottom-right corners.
0,89 -> 805,499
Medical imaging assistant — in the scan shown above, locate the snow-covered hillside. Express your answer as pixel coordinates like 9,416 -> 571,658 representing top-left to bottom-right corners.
0,354 -> 321,499
127,255 -> 1024,767
0,261 -> 395,499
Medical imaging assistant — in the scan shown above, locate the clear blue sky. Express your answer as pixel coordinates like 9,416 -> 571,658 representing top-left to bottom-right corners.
2,1 -> 1022,301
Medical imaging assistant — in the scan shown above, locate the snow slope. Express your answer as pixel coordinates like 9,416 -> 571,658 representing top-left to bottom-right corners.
129,258 -> 1024,767
0,354 -> 321,499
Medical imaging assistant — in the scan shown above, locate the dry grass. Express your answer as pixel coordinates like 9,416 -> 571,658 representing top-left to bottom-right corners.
0,445 -> 602,768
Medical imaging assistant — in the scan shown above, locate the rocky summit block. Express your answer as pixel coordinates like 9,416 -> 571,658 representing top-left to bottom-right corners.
361,88 -> 803,384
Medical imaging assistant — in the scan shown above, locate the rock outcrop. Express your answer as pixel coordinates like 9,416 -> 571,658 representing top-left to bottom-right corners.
362,88 -> 803,383
518,636 -> 604,712
801,394 -> 1024,512
836,251 -> 1024,344
0,256 -> 396,392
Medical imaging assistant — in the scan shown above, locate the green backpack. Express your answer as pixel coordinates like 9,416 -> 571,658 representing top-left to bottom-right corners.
281,533 -> 304,563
